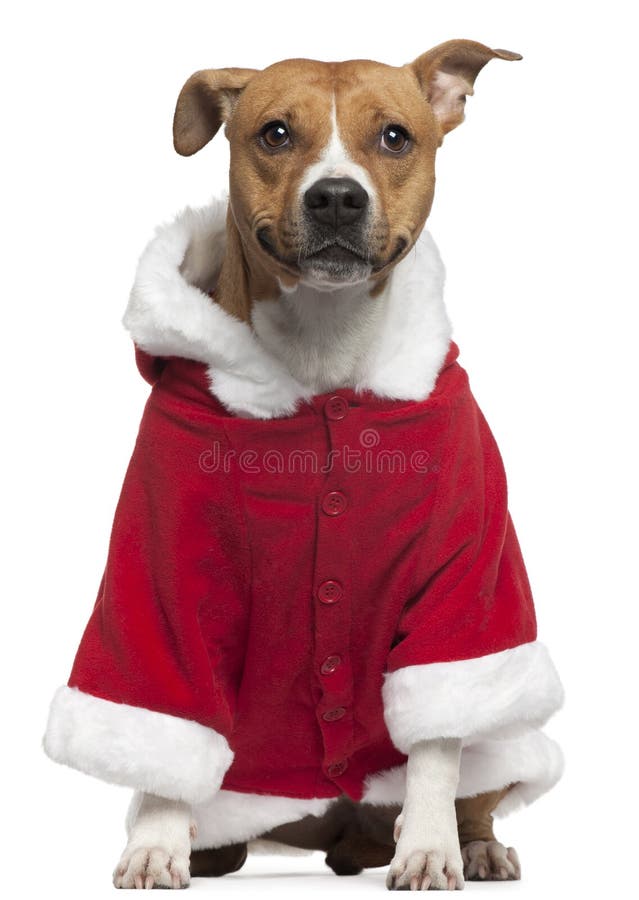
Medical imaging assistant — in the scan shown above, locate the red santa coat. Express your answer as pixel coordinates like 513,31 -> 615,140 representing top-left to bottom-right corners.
43,198 -> 564,846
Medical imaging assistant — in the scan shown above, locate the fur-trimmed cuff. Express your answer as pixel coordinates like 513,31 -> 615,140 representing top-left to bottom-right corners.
382,640 -> 564,753
42,685 -> 234,804
362,728 -> 564,818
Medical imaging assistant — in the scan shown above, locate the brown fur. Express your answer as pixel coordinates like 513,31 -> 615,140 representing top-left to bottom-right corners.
172,42 -> 520,320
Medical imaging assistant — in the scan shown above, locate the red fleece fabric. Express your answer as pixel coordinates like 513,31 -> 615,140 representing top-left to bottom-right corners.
66,341 -> 536,801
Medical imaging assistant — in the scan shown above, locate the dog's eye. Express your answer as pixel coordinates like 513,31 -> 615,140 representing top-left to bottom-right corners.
380,124 -> 410,154
260,121 -> 291,150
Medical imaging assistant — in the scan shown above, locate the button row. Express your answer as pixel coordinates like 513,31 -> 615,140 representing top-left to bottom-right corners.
319,400 -> 350,785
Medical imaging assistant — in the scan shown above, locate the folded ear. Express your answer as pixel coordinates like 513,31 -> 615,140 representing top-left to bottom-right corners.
173,67 -> 258,156
408,40 -> 522,138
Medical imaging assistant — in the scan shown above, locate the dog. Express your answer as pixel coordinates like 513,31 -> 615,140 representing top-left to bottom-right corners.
42,41 -> 564,891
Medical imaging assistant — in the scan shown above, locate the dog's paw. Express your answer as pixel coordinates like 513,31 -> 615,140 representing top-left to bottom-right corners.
386,840 -> 463,891
461,840 -> 520,881
113,844 -> 190,889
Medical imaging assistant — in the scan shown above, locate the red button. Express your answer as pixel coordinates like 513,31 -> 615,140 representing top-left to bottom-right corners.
322,706 -> 346,722
324,396 -> 349,421
318,580 -> 343,605
322,491 -> 348,516
327,760 -> 348,778
320,655 -> 342,675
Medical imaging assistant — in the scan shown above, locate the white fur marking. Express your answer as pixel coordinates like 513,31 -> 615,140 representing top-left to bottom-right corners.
297,96 -> 378,209
387,738 -> 464,891
114,793 -> 193,889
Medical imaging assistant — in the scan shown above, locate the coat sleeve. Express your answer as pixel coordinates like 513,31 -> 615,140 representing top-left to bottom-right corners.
42,382 -> 245,804
382,379 -> 564,755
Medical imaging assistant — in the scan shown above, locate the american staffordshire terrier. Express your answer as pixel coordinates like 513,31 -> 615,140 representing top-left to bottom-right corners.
42,40 -> 564,892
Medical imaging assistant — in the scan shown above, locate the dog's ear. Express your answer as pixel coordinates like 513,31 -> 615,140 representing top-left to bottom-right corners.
173,67 -> 258,156
408,40 -> 521,139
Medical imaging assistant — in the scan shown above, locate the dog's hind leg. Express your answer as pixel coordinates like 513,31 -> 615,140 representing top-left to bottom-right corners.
456,785 -> 521,881
190,842 -> 248,877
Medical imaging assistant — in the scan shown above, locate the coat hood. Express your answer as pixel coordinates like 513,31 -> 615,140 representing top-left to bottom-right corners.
123,194 -> 452,419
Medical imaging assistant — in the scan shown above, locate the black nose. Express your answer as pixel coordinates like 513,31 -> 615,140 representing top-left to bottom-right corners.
304,177 -> 369,227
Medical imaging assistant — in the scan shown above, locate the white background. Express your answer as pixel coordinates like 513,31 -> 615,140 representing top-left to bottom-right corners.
3,0 -> 637,896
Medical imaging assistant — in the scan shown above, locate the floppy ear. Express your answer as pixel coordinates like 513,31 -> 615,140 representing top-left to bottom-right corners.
409,39 -> 521,138
173,67 -> 258,156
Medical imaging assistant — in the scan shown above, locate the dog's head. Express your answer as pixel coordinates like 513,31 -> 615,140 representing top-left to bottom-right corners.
173,41 -> 520,291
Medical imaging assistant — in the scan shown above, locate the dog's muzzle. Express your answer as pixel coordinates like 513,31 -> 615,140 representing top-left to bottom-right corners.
299,177 -> 373,284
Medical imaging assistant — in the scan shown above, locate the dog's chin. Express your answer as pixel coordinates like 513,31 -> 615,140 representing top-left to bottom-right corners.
299,245 -> 373,288
256,229 -> 408,291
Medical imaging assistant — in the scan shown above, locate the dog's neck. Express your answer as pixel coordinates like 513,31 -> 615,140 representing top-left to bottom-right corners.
251,281 -> 390,394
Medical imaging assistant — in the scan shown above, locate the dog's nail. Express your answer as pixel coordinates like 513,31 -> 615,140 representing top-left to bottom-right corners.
478,864 -> 487,878
499,867 -> 508,879
410,875 -> 419,890
421,875 -> 431,890
144,873 -> 154,889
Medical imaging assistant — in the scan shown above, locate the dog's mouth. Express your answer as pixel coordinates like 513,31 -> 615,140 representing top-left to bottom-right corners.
306,241 -> 369,265
257,228 -> 406,279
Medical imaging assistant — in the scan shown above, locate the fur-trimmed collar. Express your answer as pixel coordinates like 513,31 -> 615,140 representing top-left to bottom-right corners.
123,194 -> 452,419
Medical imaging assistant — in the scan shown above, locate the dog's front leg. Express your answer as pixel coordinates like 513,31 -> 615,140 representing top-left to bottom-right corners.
386,737 -> 464,891
113,791 -> 196,889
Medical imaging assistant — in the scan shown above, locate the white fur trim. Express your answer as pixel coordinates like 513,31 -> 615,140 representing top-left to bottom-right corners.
296,96 -> 380,248
123,197 -> 309,419
355,231 -> 451,401
246,840 -> 313,857
461,730 -> 565,817
42,686 -> 234,805
382,640 -> 564,754
361,763 -> 407,806
189,789 -> 333,849
123,195 -> 451,418
362,729 -> 564,819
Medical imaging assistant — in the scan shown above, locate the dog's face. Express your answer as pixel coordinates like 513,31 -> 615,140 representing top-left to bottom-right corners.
173,42 -> 520,291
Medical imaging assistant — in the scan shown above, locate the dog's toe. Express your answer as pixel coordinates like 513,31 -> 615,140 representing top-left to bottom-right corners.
114,845 -> 190,889
386,848 -> 463,891
461,840 -> 520,881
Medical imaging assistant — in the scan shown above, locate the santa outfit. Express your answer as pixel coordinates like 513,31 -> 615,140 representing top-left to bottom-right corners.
43,196 -> 564,849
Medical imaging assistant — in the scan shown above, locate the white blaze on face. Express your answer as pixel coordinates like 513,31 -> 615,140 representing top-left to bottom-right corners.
297,96 -> 377,210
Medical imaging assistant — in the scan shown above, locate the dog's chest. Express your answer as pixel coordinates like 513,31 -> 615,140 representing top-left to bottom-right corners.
250,284 -> 387,394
